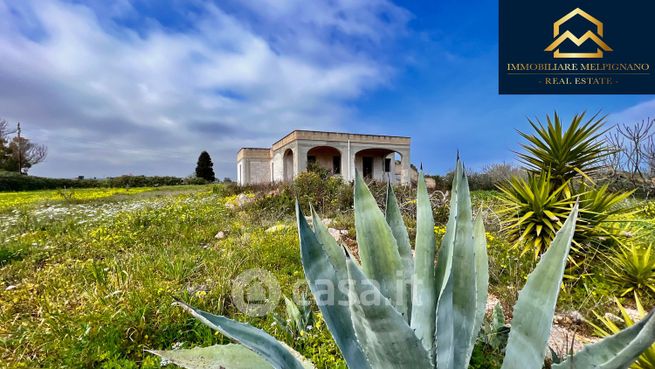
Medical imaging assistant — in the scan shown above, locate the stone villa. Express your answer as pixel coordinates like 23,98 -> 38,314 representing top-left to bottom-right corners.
236,130 -> 411,185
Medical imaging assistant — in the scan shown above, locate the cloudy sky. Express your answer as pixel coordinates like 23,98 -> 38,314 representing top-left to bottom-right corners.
1,0 -> 653,178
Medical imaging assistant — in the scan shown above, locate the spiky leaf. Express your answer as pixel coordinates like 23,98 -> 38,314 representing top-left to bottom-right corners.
346,257 -> 433,369
434,162 -> 460,368
469,214 -> 489,363
148,344 -> 273,369
354,171 -> 408,317
450,168 -> 478,369
297,204 -> 371,369
174,302 -> 308,369
553,309 -> 655,369
501,204 -> 579,369
385,181 -> 414,322
311,207 -> 347,274
411,171 -> 437,354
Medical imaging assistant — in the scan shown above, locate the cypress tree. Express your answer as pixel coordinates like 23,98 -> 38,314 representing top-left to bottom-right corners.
195,151 -> 216,182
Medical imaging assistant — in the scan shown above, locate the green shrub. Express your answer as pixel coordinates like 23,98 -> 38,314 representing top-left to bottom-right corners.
0,175 -> 101,191
106,175 -> 185,187
0,174 -> 191,192
607,242 -> 655,297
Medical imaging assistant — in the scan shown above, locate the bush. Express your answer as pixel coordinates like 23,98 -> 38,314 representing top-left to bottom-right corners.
431,164 -> 525,192
0,174 -> 191,192
182,176 -> 209,185
106,175 -> 185,188
265,172 -> 353,218
0,174 -> 102,191
606,242 -> 655,297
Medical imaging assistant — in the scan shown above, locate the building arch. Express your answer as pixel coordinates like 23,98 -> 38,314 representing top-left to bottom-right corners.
306,145 -> 342,175
283,148 -> 294,182
354,148 -> 405,183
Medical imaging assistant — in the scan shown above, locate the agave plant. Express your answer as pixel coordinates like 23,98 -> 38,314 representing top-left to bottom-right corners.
150,159 -> 655,369
273,294 -> 315,341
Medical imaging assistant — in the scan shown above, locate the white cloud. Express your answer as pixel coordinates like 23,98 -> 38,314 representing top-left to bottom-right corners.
609,98 -> 655,126
0,0 -> 408,178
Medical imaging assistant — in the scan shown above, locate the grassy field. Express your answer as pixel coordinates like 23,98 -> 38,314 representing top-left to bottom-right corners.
1,184 -> 653,368
0,185 -> 329,368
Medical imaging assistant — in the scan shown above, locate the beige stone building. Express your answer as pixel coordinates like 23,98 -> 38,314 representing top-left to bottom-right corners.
236,130 -> 411,185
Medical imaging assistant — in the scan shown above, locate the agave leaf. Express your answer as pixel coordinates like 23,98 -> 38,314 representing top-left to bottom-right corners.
449,167 -> 479,369
552,309 -> 655,369
501,203 -> 579,369
385,181 -> 414,322
147,343 -> 273,369
345,257 -> 434,369
297,203 -> 371,369
433,162 -> 459,368
310,207 -> 347,273
283,296 -> 302,330
174,302 -> 308,369
411,171 -> 438,354
354,171 -> 408,317
469,214 -> 489,364
435,272 -> 455,369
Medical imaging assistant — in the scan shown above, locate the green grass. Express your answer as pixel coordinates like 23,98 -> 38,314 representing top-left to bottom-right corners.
0,185 -> 343,368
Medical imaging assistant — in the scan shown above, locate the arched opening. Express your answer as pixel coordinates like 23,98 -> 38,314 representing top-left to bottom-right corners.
307,146 -> 341,176
355,148 -> 402,182
283,149 -> 294,182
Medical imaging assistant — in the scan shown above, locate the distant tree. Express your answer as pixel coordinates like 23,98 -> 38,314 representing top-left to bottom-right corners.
195,151 -> 216,182
0,120 -> 9,166
3,136 -> 48,174
0,121 -> 47,174
604,117 -> 655,181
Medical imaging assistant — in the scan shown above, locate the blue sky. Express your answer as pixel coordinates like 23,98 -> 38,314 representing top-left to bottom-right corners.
1,0 -> 653,178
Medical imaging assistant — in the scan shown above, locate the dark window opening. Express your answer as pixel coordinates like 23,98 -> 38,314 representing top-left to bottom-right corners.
384,158 -> 391,173
363,157 -> 373,179
333,156 -> 341,174
307,155 -> 316,164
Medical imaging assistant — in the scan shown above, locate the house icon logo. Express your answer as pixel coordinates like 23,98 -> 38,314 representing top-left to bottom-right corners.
544,8 -> 613,59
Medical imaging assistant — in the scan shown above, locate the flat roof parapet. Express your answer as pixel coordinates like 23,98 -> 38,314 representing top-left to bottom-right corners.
237,147 -> 272,161
272,130 -> 410,151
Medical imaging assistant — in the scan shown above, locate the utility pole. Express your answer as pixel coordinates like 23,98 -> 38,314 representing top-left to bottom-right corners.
16,122 -> 22,175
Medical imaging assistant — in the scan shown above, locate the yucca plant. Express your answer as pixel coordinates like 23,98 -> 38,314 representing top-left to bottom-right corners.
502,113 -> 634,260
591,294 -> 655,369
576,184 -> 635,244
517,112 -> 610,187
607,242 -> 655,297
498,172 -> 574,258
149,159 -> 655,369
499,176 -> 635,258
